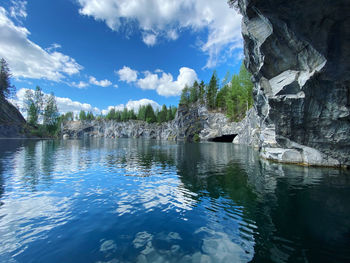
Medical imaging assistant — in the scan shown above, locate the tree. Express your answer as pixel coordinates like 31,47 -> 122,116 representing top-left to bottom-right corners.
144,104 -> 156,123
121,108 -> 128,121
206,71 -> 218,110
79,110 -> 87,121
86,111 -> 95,121
157,104 -> 168,123
61,112 -> 74,122
137,105 -> 146,121
0,58 -> 15,100
24,86 -> 44,126
239,63 -> 254,110
180,85 -> 190,106
216,84 -> 229,111
199,81 -> 206,105
43,93 -> 59,127
189,81 -> 199,104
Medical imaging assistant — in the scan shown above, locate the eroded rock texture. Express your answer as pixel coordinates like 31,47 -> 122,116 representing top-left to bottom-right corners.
0,98 -> 29,138
238,0 -> 350,166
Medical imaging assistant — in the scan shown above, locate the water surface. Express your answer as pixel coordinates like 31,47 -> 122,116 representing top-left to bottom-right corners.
0,139 -> 349,263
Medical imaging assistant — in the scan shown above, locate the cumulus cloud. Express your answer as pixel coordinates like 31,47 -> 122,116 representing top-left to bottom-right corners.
117,66 -> 198,97
71,81 -> 89,89
77,0 -> 242,67
142,33 -> 157,46
89,76 -> 112,87
0,7 -> 82,81
102,99 -> 160,115
12,88 -> 101,117
116,66 -> 138,83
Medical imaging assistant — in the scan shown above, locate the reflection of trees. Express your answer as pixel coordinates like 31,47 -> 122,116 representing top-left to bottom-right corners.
22,140 -> 40,190
41,140 -> 59,184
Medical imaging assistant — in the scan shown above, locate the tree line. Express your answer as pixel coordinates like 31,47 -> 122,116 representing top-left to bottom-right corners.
179,63 -> 254,121
78,104 -> 177,124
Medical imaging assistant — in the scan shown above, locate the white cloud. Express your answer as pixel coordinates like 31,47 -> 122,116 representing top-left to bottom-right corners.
116,66 -> 138,83
12,89 -> 162,119
77,0 -> 242,67
10,0 -> 27,21
0,7 -> 83,81
89,76 -> 112,87
113,84 -> 118,88
117,66 -> 198,97
72,81 -> 89,89
102,99 -> 160,115
142,33 -> 157,46
13,88 -> 100,117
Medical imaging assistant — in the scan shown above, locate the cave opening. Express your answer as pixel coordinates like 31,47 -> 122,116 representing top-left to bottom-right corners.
209,134 -> 237,143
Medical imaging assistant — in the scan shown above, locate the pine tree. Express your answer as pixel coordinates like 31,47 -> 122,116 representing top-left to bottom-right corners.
206,71 -> 218,110
144,104 -> 156,123
199,81 -> 206,105
0,58 -> 15,100
180,85 -> 190,106
157,104 -> 167,123
189,81 -> 199,104
79,110 -> 87,121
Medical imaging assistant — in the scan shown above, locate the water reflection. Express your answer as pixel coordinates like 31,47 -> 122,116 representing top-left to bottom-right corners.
0,138 -> 349,263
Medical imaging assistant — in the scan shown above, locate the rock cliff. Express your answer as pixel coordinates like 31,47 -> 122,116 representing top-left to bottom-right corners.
0,98 -> 29,138
62,105 -> 242,142
236,0 -> 350,167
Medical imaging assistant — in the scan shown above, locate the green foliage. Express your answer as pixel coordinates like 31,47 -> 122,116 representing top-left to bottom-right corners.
24,86 -> 44,126
176,62 -> 254,122
60,112 -> 74,122
216,84 -> 229,110
144,104 -> 156,123
193,133 -> 200,142
43,93 -> 59,126
189,81 -> 199,104
206,71 -> 218,110
226,64 -> 254,121
157,104 -> 168,123
180,85 -> 190,105
0,58 -> 15,100
79,110 -> 87,121
24,89 -> 61,138
199,81 -> 206,105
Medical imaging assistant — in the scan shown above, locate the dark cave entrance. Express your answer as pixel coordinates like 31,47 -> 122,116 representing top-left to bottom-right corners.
209,134 -> 237,143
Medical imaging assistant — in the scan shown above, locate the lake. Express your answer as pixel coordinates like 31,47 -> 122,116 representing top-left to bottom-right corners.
0,138 -> 349,263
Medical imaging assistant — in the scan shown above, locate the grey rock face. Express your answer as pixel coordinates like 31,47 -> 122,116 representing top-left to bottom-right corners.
0,98 -> 29,138
237,0 -> 350,167
62,105 -> 240,142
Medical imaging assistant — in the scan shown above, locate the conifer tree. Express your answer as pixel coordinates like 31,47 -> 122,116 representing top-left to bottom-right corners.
0,58 -> 15,100
206,71 -> 218,110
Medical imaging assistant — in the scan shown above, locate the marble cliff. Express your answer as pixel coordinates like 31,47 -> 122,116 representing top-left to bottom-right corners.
234,0 -> 350,167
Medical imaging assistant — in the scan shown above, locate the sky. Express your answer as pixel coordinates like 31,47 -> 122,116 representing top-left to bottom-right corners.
0,0 -> 243,116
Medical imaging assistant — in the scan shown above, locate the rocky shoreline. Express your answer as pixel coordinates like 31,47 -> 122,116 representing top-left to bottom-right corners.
61,104 -> 243,142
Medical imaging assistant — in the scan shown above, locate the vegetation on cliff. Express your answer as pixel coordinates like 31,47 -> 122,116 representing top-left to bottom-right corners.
180,63 -> 253,121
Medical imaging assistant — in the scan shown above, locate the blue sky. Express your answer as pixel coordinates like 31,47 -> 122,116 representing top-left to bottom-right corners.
0,0 -> 243,115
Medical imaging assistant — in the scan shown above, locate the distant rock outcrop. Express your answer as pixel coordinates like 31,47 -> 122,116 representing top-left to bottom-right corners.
235,0 -> 350,167
61,105 -> 241,142
0,98 -> 29,138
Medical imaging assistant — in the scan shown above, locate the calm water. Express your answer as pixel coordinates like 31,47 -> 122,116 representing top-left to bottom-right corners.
0,139 -> 349,263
